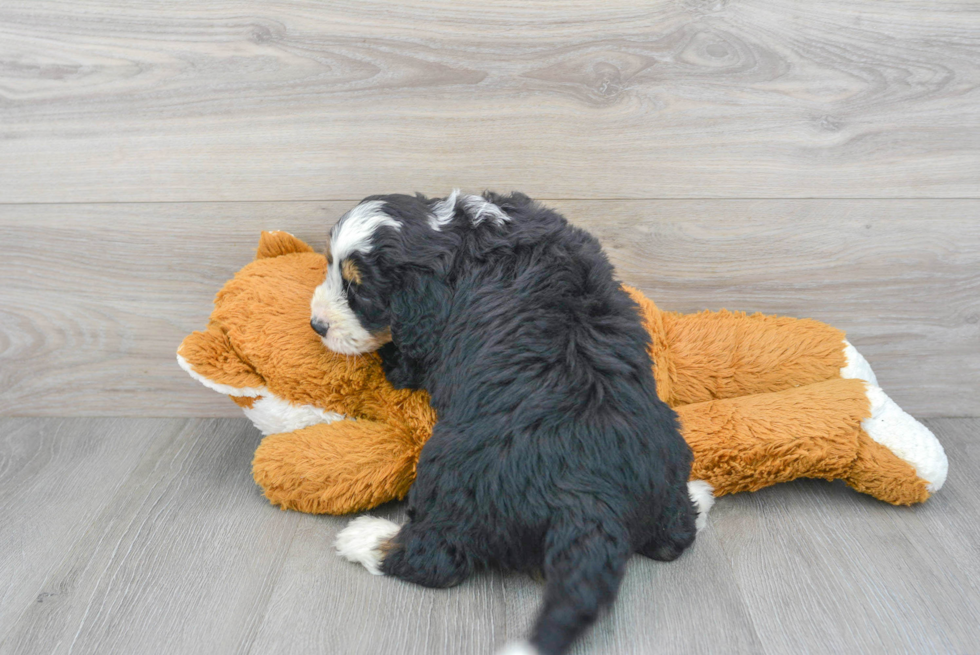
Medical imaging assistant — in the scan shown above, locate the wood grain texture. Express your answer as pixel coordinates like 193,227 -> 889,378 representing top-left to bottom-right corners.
0,418 -> 299,655
1,0 -> 979,202
250,504 -> 510,655
712,417 -> 980,655
0,418 -> 178,645
1,199 -> 977,418
1,417 -> 977,654
251,505 -> 764,655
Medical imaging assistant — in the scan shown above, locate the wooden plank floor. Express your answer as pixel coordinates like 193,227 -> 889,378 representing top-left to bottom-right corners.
1,417 -> 977,655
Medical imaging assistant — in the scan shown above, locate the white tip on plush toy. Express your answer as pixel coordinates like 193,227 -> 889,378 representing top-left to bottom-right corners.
175,353 -> 265,397
496,641 -> 540,655
841,340 -> 878,386
241,394 -> 347,436
334,516 -> 402,575
687,480 -> 715,531
863,385 -> 948,493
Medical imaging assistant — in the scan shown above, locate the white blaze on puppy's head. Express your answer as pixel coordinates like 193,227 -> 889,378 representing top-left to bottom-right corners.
310,200 -> 400,355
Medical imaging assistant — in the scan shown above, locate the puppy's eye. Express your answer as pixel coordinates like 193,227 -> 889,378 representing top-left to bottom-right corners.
341,259 -> 362,285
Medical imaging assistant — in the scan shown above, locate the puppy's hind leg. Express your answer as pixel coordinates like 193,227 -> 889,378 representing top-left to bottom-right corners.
334,516 -> 402,575
637,481 -> 701,562
336,516 -> 473,588
507,518 -> 631,655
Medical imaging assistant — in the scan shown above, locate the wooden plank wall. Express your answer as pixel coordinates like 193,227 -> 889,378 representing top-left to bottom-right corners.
1,1 -> 978,417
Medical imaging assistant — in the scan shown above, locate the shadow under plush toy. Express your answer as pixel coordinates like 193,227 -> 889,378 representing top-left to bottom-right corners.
177,231 -> 947,517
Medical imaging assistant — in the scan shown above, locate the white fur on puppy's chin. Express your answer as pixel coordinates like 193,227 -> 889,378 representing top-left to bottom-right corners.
496,641 -> 540,655
334,516 -> 402,575
319,330 -> 387,356
687,480 -> 715,532
862,385 -> 948,493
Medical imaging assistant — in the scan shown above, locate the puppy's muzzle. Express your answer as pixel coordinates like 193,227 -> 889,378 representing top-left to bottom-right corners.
310,317 -> 330,337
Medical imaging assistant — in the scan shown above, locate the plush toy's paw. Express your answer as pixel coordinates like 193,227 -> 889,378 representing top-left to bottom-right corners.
687,480 -> 715,532
334,516 -> 402,575
862,385 -> 948,493
841,340 -> 878,386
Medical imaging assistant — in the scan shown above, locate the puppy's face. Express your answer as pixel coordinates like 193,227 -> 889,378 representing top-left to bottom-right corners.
310,200 -> 400,355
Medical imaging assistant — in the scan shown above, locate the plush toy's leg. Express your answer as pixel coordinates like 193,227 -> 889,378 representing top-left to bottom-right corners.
675,378 -> 942,505
252,419 -> 421,515
850,385 -> 947,498
657,309 -> 849,405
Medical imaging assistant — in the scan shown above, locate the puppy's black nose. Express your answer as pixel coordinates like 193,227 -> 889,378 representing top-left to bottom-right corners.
310,317 -> 330,337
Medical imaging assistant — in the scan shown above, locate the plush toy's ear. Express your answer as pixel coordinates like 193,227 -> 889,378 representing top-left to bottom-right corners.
177,324 -> 265,396
255,231 -> 315,260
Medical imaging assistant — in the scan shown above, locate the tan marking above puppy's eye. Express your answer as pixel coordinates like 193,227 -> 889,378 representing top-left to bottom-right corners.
341,259 -> 363,285
325,241 -> 333,266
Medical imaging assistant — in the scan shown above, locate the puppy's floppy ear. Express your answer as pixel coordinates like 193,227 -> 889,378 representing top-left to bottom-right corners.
388,270 -> 452,361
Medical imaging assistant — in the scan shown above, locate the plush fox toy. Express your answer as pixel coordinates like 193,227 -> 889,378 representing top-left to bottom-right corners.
177,231 -> 947,517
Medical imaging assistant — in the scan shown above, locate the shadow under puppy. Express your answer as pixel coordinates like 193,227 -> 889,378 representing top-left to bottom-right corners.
311,191 -> 707,655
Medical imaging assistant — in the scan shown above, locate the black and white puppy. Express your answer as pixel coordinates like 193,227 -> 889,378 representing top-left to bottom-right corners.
311,191 -> 708,655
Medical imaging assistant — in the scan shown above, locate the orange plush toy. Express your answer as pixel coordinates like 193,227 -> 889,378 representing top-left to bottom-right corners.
177,232 -> 947,518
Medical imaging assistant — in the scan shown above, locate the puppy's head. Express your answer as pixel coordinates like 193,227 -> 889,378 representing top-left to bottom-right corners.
309,194 -> 453,355
310,191 -> 513,355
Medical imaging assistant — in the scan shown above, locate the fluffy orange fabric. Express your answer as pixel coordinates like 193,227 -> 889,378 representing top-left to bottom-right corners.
178,232 -> 932,514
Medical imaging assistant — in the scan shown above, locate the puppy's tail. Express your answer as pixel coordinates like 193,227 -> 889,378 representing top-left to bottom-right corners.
501,520 -> 630,655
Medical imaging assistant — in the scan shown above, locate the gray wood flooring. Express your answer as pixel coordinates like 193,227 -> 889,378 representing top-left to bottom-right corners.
1,417 -> 977,655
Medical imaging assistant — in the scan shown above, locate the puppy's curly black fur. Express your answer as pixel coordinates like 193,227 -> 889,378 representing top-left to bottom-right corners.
320,192 -> 697,655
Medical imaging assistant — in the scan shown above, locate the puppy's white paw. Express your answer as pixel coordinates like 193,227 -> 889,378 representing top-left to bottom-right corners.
841,340 -> 878,386
687,480 -> 715,532
496,641 -> 540,655
863,385 -> 948,493
334,516 -> 401,575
